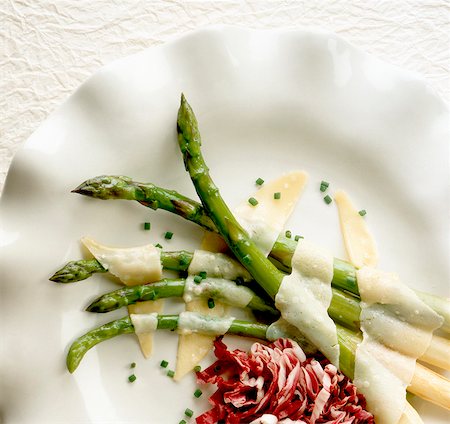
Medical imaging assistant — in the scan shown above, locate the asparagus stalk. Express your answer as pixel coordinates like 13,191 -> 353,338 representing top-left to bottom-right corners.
72,176 -> 216,232
86,278 -> 280,317
66,314 -> 267,373
69,176 -> 450,333
50,259 -> 107,283
177,94 -> 283,299
66,314 -> 450,411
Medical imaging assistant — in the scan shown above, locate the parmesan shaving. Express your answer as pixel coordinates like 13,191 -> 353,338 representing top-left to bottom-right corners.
81,237 -> 164,358
334,190 -> 378,268
81,237 -> 162,285
234,171 -> 308,256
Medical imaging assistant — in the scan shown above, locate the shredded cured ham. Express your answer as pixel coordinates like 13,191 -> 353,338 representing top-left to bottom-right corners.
196,338 -> 373,424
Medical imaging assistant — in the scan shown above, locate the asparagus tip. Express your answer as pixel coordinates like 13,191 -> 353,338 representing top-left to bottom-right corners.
85,303 -> 100,313
49,274 -> 61,282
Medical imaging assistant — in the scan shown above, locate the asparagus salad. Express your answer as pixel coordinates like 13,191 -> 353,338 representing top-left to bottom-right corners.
52,95 -> 450,423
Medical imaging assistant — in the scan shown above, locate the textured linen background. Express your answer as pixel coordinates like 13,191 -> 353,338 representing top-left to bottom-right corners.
1,0 -> 449,194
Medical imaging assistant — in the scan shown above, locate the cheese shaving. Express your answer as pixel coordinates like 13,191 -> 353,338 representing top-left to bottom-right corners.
81,237 -> 162,285
334,190 -> 378,268
234,171 -> 308,256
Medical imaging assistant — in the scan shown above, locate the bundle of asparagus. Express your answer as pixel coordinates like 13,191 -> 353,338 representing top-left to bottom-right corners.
54,95 -> 450,422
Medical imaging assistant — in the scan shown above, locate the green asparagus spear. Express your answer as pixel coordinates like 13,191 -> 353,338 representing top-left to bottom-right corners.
86,278 -> 359,330
177,94 -> 283,299
67,316 -> 135,373
64,314 -> 450,411
86,278 -> 280,317
66,314 -> 270,373
66,313 -> 319,373
50,259 -> 107,283
72,176 -> 216,233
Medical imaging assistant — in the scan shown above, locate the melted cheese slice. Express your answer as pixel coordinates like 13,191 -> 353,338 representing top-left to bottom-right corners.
81,237 -> 164,357
175,172 -> 308,380
183,276 -> 254,308
334,190 -> 378,268
275,239 -> 339,366
187,250 -> 252,282
354,267 -> 443,423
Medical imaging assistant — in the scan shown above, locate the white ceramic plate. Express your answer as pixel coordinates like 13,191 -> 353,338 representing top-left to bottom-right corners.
0,27 -> 449,423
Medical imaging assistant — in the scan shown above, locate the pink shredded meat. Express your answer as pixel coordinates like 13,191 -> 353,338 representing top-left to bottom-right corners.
196,338 -> 374,424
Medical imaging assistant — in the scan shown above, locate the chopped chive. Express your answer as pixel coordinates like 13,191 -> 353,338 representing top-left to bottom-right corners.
255,177 -> 264,186
164,231 -> 173,240
179,420 -> 187,424
248,197 -> 258,206
323,195 -> 332,205
185,408 -> 194,418
128,374 -> 136,382
242,254 -> 252,265
143,222 -> 151,230
193,275 -> 202,284
179,255 -> 189,266
207,298 -> 215,309
130,362 -> 136,369
320,181 -> 329,192
358,209 -> 367,216
160,360 -> 169,368
155,243 -> 163,249
167,370 -> 175,378
193,365 -> 201,372
285,230 -> 292,238
194,389 -> 203,398
294,235 -> 303,241
199,271 -> 207,279
274,192 -> 281,200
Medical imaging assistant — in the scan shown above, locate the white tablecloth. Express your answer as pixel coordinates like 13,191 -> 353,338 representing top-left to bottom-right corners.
1,0 -> 449,194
